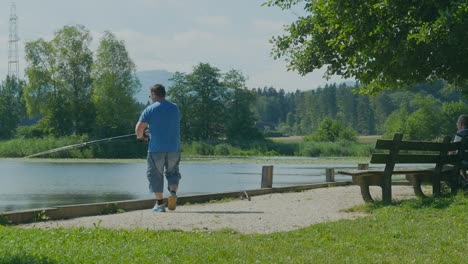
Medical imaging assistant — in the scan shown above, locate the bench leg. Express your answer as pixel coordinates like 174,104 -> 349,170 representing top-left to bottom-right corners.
407,174 -> 427,198
359,183 -> 374,203
448,173 -> 461,194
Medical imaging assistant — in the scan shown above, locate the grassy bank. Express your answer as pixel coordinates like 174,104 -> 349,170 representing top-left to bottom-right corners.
0,136 -> 375,158
1,193 -> 466,263
0,136 -> 147,159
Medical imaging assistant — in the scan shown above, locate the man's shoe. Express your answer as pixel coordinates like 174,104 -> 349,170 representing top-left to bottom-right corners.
167,193 -> 177,211
152,204 -> 166,212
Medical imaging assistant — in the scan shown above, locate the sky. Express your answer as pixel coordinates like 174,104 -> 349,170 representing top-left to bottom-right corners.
0,0 -> 349,92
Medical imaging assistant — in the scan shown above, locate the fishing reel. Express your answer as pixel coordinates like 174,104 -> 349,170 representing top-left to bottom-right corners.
137,129 -> 150,144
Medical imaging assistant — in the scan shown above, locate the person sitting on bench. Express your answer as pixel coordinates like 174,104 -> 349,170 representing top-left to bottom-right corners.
454,114 -> 468,186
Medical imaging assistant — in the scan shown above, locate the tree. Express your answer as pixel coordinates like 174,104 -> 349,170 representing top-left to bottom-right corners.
169,65 -> 263,142
91,31 -> 140,137
24,25 -> 94,136
440,101 -> 468,136
167,72 -> 193,141
355,96 -> 375,135
383,107 -> 409,139
405,95 -> 443,140
265,0 -> 468,94
187,63 -> 226,141
372,92 -> 396,134
222,70 -> 262,142
0,77 -> 25,139
336,84 -> 357,128
53,25 -> 94,135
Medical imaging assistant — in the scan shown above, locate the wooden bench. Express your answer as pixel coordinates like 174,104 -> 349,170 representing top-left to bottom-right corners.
338,133 -> 464,203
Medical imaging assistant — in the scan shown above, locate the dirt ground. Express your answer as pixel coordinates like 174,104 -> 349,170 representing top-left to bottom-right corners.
21,185 -> 424,234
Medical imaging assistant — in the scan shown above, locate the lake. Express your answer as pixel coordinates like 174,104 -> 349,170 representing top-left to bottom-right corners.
0,157 -> 358,212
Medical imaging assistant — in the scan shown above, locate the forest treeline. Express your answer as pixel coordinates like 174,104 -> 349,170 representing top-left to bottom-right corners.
254,81 -> 468,140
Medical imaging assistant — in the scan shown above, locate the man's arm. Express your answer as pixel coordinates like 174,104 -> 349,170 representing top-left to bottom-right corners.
135,121 -> 148,140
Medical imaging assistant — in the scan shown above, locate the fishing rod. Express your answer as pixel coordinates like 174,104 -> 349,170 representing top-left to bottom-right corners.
24,133 -> 137,158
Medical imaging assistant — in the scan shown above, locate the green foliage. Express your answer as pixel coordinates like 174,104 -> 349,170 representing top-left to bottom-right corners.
101,204 -> 125,215
16,125 -> 45,139
169,63 -> 263,142
304,117 -> 358,142
439,101 -> 468,136
223,70 -> 263,142
254,87 -> 291,127
298,140 -> 372,157
0,136 -> 147,158
177,63 -> 225,141
33,211 -> 50,222
186,141 -> 215,155
24,24 -> 94,136
384,95 -> 468,140
265,0 -> 468,94
254,81 -> 468,140
0,77 -> 26,139
1,193 -> 466,263
91,31 -> 140,138
405,95 -> 443,140
0,135 -> 90,158
383,108 -> 408,139
213,144 -> 231,156
0,215 -> 12,226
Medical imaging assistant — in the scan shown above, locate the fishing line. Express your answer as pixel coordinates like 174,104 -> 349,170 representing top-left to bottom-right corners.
24,133 -> 137,158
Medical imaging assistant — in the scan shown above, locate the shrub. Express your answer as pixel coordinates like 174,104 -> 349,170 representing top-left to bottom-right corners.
298,141 -> 372,157
214,144 -> 231,155
304,117 -> 358,142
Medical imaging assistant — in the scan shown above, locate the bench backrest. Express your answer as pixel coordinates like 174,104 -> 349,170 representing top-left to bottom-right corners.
370,133 -> 460,165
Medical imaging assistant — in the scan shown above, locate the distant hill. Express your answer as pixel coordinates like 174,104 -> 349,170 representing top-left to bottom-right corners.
135,70 -> 174,103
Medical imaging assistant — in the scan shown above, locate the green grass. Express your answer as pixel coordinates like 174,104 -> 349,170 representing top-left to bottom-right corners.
358,135 -> 382,145
1,193 -> 467,263
268,136 -> 304,144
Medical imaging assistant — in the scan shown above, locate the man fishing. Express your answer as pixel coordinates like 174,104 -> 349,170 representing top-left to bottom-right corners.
135,84 -> 181,212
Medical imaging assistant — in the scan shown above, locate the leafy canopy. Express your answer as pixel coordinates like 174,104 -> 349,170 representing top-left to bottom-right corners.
264,0 -> 468,94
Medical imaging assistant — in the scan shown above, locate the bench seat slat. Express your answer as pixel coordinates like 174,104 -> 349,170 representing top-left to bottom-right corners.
337,168 -> 433,176
370,154 -> 444,164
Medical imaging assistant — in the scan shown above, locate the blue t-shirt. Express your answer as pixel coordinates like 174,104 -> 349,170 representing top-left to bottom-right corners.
139,100 -> 181,152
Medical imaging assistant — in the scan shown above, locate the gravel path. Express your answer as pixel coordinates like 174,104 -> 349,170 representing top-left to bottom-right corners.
21,185 -> 424,234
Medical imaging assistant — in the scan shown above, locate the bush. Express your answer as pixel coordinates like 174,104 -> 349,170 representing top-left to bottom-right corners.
304,117 -> 358,142
190,141 -> 215,155
214,144 -> 231,155
16,125 -> 45,138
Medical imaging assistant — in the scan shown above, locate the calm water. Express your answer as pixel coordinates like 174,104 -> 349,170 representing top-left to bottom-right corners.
0,158 -> 356,212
